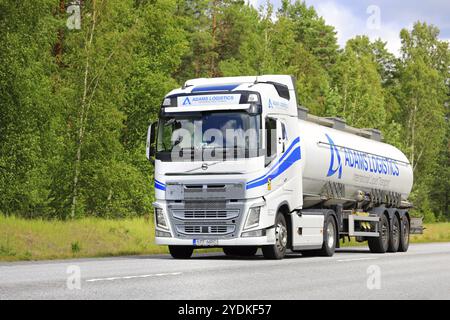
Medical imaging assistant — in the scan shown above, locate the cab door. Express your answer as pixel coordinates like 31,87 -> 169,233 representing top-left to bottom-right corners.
278,117 -> 303,210
264,117 -> 288,191
274,118 -> 289,191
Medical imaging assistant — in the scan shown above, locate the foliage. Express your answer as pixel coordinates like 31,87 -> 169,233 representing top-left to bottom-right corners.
0,1 -> 448,221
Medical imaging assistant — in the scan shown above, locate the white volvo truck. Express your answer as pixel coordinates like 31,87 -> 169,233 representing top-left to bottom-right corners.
146,75 -> 422,260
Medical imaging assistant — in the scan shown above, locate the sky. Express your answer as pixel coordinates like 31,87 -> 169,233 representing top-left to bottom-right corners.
248,0 -> 450,56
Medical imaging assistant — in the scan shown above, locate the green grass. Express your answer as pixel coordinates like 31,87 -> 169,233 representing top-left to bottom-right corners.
0,216 -> 168,261
410,222 -> 450,243
0,216 -> 449,262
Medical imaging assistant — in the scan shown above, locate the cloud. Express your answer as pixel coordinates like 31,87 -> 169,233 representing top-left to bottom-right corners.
256,0 -> 449,56
312,1 -> 358,47
247,0 -> 260,9
309,1 -> 405,55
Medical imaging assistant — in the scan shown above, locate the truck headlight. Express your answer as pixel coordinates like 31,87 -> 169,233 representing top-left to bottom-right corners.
155,208 -> 168,230
244,206 -> 261,230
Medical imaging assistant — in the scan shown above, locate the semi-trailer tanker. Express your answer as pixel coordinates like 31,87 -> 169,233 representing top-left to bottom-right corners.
146,75 -> 422,260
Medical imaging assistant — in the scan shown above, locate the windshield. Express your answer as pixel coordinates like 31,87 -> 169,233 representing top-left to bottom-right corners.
156,112 -> 261,162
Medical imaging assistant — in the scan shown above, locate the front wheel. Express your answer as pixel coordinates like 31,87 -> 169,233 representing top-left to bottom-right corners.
169,246 -> 193,259
318,215 -> 337,257
262,212 -> 288,260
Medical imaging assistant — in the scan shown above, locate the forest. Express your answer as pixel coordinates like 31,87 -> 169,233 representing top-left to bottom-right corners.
0,0 -> 448,222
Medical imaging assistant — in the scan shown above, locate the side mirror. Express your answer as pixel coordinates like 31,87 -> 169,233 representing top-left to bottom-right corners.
146,122 -> 157,162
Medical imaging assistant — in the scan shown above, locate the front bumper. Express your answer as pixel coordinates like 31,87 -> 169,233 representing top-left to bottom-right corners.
153,197 -> 276,247
155,227 -> 276,246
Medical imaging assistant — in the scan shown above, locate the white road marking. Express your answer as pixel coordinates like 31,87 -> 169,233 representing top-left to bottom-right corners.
86,272 -> 182,282
337,257 -> 378,262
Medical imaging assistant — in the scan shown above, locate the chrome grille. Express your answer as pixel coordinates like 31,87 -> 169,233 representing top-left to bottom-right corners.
185,201 -> 226,210
184,226 -> 201,233
185,210 -> 228,219
165,183 -> 245,200
172,209 -> 239,220
167,198 -> 244,239
210,226 -> 228,233
177,225 -> 235,235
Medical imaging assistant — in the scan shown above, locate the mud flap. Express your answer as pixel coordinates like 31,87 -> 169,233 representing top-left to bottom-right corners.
410,217 -> 424,235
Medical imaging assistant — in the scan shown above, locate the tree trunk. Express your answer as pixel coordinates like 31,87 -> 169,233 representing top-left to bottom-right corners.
53,1 -> 65,66
209,0 -> 218,77
70,0 -> 97,219
410,100 -> 418,171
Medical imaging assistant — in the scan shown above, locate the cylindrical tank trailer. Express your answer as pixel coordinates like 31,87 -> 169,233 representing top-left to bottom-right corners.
298,117 -> 413,209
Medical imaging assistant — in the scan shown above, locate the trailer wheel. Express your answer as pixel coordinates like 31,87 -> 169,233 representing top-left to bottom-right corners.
262,212 -> 288,260
169,246 -> 193,259
368,214 -> 390,254
388,215 -> 400,253
223,246 -> 258,257
398,216 -> 410,252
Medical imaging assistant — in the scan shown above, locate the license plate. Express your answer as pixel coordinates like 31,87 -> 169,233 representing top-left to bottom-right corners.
193,239 -> 219,247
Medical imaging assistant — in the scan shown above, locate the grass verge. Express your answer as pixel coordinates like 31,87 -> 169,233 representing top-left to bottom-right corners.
0,216 -> 167,261
0,216 -> 449,261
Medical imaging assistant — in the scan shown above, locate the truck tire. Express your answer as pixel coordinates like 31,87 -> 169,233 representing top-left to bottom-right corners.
169,246 -> 193,259
223,246 -> 258,257
262,212 -> 288,260
318,215 -> 337,257
398,216 -> 410,252
301,215 -> 337,257
388,215 -> 400,253
368,214 -> 390,254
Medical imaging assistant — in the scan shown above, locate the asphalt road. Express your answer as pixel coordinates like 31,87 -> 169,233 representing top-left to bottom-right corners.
1,242 -> 449,300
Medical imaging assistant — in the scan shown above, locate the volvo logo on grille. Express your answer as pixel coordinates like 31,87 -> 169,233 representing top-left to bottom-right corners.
201,163 -> 208,171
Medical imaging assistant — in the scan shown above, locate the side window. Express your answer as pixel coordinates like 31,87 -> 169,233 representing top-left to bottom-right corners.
265,117 -> 277,165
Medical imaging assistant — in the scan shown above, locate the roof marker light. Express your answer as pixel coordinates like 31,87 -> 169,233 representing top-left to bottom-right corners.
162,98 -> 171,107
248,94 -> 259,103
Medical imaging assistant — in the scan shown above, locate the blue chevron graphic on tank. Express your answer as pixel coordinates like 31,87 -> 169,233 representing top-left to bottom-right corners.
326,134 -> 343,179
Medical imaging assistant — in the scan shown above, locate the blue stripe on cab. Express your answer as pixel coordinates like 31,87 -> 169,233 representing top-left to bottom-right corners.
191,83 -> 241,93
155,183 -> 165,191
246,147 -> 301,190
154,180 -> 166,191
246,137 -> 302,190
